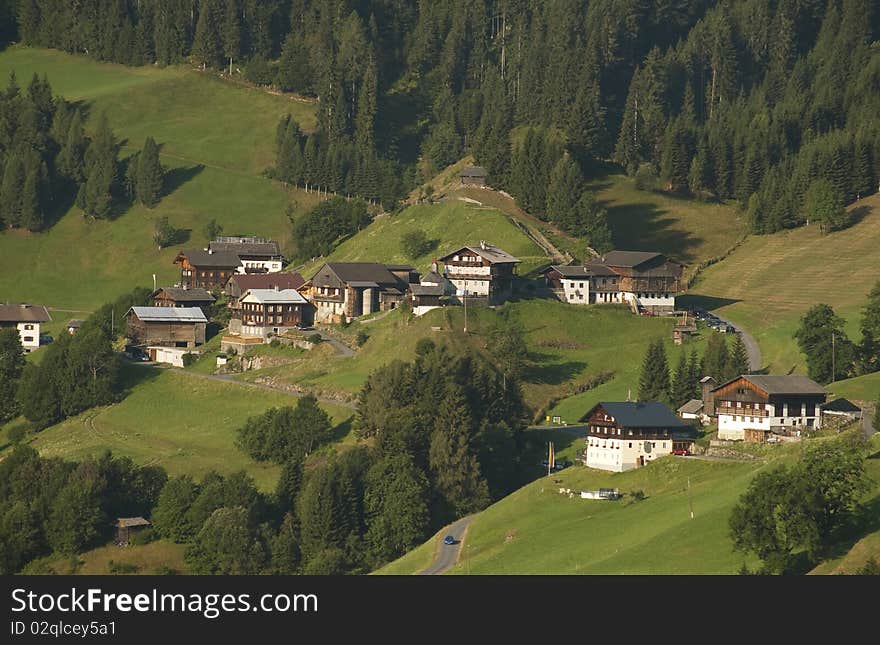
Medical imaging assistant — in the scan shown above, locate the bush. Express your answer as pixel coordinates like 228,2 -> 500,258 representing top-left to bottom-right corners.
401,230 -> 437,259
307,333 -> 322,345
154,566 -> 179,575
244,56 -> 274,85
181,353 -> 197,368
130,528 -> 155,546
7,425 -> 26,444
356,331 -> 369,347
270,338 -> 281,348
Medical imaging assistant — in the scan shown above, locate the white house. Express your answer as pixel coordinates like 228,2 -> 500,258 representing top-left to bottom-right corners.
580,401 -> 695,472
438,242 -> 521,305
712,375 -> 827,441
0,304 -> 52,353
147,346 -> 199,368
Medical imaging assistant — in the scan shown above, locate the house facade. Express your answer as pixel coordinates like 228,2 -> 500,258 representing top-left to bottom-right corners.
545,251 -> 684,314
174,237 -> 284,290
151,286 -> 215,317
301,263 -> 416,324
410,263 -> 456,316
125,306 -> 207,348
439,242 -> 521,306
0,304 -> 51,353
225,273 -> 305,309
231,288 -> 314,339
712,375 -> 827,441
580,401 -> 694,472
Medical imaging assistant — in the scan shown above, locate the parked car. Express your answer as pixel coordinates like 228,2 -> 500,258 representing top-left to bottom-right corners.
672,448 -> 690,456
443,535 -> 456,546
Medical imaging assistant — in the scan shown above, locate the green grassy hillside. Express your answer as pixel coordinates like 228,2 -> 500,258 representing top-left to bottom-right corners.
22,540 -> 189,576
0,46 -> 319,311
298,200 -> 547,279
7,366 -> 353,492
380,434 -> 880,575
685,193 -> 880,374
827,372 -> 880,405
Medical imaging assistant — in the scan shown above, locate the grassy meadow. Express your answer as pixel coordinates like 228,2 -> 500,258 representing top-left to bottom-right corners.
22,540 -> 189,576
11,366 -> 354,492
0,46 -> 319,311
382,433 -> 880,575
685,193 -> 880,374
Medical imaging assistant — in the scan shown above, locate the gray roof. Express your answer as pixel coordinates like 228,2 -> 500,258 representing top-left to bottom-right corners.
593,250 -> 664,268
0,304 -> 52,323
821,398 -> 861,413
460,166 -> 488,178
66,319 -> 84,328
714,375 -> 827,396
385,264 -> 417,272
347,281 -> 381,288
128,307 -> 207,323
420,271 -> 447,284
410,284 -> 445,296
580,401 -> 691,428
678,399 -> 704,415
209,239 -> 281,257
312,263 -> 403,288
152,287 -> 215,303
547,265 -> 594,278
117,517 -> 151,528
440,244 -> 521,265
176,249 -> 241,267
240,289 -> 308,305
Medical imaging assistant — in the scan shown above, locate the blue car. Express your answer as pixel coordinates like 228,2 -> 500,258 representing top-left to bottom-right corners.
443,535 -> 456,546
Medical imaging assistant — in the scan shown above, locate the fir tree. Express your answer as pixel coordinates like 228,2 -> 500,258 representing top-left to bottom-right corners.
701,333 -> 729,382
638,339 -> 671,404
727,334 -> 751,380
135,137 -> 163,208
0,154 -> 25,227
192,0 -> 223,70
670,351 -> 692,409
57,109 -> 86,183
221,0 -> 241,75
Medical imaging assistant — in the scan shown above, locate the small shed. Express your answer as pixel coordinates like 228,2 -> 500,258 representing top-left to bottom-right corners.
678,398 -> 704,420
66,319 -> 83,335
672,321 -> 697,345
821,398 -> 862,420
116,517 -> 151,545
460,166 -> 488,186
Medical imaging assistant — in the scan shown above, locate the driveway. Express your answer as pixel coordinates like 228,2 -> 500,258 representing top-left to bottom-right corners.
419,515 -> 475,575
709,314 -> 762,372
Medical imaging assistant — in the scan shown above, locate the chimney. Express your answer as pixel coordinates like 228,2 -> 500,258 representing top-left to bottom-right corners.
274,285 -> 280,292
480,240 -> 487,250
431,260 -> 438,273
208,248 -> 213,255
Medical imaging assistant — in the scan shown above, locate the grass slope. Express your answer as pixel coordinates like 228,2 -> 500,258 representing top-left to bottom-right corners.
298,200 -> 547,278
23,540 -> 188,576
685,193 -> 880,374
589,173 -> 748,271
827,372 -> 880,405
0,46 -> 319,310
384,434 -> 880,575
16,367 -> 353,492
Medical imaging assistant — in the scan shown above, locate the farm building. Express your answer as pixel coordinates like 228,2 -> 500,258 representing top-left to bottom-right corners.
439,242 -> 521,306
459,166 -> 488,186
677,399 -> 706,423
151,286 -> 215,316
0,303 -> 51,353
125,307 -> 207,348
208,236 -> 284,274
580,401 -> 695,472
712,375 -> 827,442
230,288 -> 314,339
410,263 -> 456,316
174,236 -> 284,290
66,319 -> 83,335
301,263 -> 418,324
820,398 -> 862,423
543,251 -> 684,315
147,346 -> 199,367
225,272 -> 305,309
116,517 -> 151,545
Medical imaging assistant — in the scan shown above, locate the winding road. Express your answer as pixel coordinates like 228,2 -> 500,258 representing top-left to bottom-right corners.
419,515 -> 475,575
710,313 -> 762,372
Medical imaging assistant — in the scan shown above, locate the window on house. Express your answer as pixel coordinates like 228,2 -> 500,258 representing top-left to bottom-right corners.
23,336 -> 33,342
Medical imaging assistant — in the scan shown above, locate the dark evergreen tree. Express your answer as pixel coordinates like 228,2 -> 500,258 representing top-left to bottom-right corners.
134,136 -> 164,208
638,339 -> 671,404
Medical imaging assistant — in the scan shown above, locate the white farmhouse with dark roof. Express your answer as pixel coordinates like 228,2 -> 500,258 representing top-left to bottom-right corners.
0,304 -> 52,352
438,241 -> 521,305
712,375 -> 827,441
232,288 -> 314,339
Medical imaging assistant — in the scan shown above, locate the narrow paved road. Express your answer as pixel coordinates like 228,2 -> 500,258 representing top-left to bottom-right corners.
712,314 -> 762,372
419,515 -> 475,575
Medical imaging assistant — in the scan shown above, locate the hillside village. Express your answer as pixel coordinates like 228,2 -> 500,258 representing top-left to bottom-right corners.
1,0 -> 880,583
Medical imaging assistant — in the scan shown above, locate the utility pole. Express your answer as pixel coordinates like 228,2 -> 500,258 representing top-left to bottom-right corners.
688,477 -> 694,519
463,283 -> 468,333
832,331 -> 836,383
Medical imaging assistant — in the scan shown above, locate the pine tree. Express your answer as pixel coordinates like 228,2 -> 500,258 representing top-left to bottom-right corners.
20,152 -> 46,232
670,351 -> 692,409
638,339 -> 671,404
687,348 -> 702,400
545,154 -> 583,228
57,109 -> 86,183
0,154 -> 25,227
221,0 -> 241,75
192,0 -> 223,70
859,280 -> 880,374
701,333 -> 729,382
727,334 -> 751,380
0,328 -> 25,422
135,137 -> 163,208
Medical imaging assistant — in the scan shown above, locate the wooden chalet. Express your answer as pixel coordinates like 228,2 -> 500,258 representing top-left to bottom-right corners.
439,242 -> 521,305
125,306 -> 207,348
173,249 -> 240,290
151,286 -> 215,317
712,375 -> 827,442
544,251 -> 684,314
579,401 -> 694,472
301,263 -> 417,324
225,272 -> 305,309
231,288 -> 314,339
208,236 -> 283,274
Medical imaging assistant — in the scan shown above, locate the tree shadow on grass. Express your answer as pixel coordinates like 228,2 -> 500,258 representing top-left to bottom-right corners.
676,294 -> 741,311
328,416 -> 353,443
163,164 -> 205,195
118,360 -> 163,395
523,360 -> 588,385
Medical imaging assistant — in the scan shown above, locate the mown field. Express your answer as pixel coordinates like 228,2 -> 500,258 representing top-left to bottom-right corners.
22,540 -> 188,576
0,46 -> 319,311
827,372 -> 880,407
686,193 -> 880,374
7,366 -> 353,492
381,434 -> 880,575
